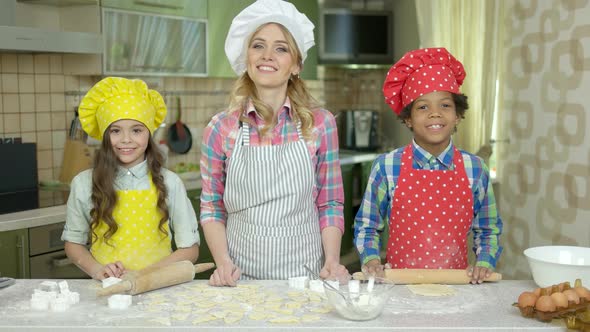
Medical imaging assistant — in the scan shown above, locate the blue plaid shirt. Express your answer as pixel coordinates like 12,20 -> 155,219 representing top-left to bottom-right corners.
354,141 -> 503,269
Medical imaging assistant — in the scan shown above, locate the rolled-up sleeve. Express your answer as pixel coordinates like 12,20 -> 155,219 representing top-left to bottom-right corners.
62,170 -> 93,244
314,109 -> 345,233
165,170 -> 200,248
199,113 -> 230,225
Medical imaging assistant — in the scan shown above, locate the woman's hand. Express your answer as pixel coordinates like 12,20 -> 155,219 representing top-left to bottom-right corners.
91,261 -> 125,280
208,260 -> 241,287
361,259 -> 386,278
319,260 -> 349,284
467,265 -> 492,284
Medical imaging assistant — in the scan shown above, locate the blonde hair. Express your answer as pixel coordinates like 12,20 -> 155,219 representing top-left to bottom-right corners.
228,23 -> 320,140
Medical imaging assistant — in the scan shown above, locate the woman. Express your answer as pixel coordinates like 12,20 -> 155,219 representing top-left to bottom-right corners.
200,0 -> 348,286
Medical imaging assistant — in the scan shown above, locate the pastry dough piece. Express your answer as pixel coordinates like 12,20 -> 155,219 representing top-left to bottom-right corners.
407,284 -> 456,296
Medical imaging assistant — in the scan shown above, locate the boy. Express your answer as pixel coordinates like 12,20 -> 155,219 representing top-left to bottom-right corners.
353,48 -> 502,284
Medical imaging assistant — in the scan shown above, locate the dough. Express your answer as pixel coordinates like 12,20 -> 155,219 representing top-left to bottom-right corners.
407,284 -> 456,296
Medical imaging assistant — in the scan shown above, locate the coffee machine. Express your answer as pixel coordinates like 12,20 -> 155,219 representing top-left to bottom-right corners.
341,110 -> 380,151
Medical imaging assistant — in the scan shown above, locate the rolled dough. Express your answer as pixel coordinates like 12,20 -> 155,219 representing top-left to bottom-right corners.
407,284 -> 456,296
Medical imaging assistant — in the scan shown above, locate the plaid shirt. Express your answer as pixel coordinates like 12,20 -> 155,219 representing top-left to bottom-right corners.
354,141 -> 503,269
200,98 -> 344,232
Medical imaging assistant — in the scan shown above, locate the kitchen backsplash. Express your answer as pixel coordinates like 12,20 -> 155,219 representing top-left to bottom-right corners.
1,53 -> 393,184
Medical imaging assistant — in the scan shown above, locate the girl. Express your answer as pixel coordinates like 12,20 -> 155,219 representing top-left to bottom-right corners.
200,0 -> 349,286
62,77 -> 200,280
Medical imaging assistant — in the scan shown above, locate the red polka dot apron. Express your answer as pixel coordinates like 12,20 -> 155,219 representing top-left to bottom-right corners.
386,145 -> 473,269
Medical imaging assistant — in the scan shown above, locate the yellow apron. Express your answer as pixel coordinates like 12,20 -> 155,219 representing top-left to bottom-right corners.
90,177 -> 171,270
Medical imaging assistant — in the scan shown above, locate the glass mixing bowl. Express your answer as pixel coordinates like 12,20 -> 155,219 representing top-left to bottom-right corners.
324,277 -> 395,321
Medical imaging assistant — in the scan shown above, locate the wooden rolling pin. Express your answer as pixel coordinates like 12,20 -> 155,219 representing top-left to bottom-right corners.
97,261 -> 215,296
352,269 -> 502,284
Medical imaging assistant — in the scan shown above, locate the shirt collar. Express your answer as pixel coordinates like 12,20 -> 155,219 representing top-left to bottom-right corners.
116,159 -> 148,179
411,140 -> 454,169
245,97 -> 293,120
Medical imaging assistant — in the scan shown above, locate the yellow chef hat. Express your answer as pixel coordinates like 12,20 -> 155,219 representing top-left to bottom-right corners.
78,77 -> 167,140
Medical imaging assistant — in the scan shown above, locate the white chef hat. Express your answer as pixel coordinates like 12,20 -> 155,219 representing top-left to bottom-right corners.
225,0 -> 315,75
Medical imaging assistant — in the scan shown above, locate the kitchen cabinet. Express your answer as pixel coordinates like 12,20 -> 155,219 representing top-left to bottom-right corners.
102,8 -> 207,77
101,0 -> 207,19
0,229 -> 30,278
207,0 -> 319,80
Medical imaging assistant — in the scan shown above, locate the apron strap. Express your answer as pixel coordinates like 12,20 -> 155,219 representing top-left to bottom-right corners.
241,120 -> 303,146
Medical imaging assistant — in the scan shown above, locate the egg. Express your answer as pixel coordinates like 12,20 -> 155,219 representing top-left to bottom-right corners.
573,286 -> 590,301
517,291 -> 538,308
534,295 -> 556,312
550,292 -> 568,309
562,289 -> 580,305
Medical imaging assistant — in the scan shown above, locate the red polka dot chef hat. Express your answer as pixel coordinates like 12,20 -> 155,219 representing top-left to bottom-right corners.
382,47 -> 466,115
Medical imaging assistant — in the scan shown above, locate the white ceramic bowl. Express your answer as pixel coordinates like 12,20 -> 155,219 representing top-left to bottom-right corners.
324,278 -> 395,321
524,246 -> 590,287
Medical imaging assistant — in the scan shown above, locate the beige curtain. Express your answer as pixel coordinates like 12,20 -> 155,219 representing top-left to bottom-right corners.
414,0 -> 506,154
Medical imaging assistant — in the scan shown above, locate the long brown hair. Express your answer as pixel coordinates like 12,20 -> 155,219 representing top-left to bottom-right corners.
228,23 -> 320,140
89,129 -> 169,245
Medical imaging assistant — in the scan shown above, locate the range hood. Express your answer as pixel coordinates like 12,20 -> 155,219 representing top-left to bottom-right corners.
0,0 -> 103,54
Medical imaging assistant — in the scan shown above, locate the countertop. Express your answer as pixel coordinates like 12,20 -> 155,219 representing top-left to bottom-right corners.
339,150 -> 379,166
0,205 -> 66,232
0,279 -> 569,331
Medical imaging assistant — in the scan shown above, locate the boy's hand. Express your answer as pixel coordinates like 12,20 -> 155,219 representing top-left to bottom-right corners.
467,265 -> 492,284
361,259 -> 386,278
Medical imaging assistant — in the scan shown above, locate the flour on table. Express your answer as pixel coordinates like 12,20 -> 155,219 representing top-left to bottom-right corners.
407,284 -> 456,296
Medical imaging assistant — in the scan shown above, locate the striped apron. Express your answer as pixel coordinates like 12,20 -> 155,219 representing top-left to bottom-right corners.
224,121 -> 323,280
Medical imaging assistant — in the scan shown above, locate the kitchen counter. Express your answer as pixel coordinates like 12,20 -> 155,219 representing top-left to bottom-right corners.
0,279 -> 568,331
339,150 -> 379,166
0,205 -> 66,232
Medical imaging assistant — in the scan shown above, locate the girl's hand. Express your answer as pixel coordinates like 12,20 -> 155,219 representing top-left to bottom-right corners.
467,265 -> 492,284
319,260 -> 349,284
91,261 -> 125,280
361,259 -> 386,278
208,261 -> 241,287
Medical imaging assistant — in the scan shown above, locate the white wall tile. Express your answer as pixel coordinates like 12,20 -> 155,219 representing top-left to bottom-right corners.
36,131 -> 52,150
3,94 -> 19,113
52,130 -> 66,149
20,113 -> 36,132
51,112 -> 66,130
4,113 -> 20,133
37,150 -> 53,169
50,74 -> 65,93
18,55 -> 34,74
49,55 -> 62,74
19,94 -> 35,113
50,93 -> 65,111
34,54 -> 50,74
36,113 -> 51,131
35,94 -> 51,112
35,74 -> 50,93
18,74 -> 35,93
2,74 -> 19,93
1,54 -> 17,73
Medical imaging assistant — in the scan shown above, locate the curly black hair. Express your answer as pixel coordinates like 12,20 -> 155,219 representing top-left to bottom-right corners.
397,93 -> 469,124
